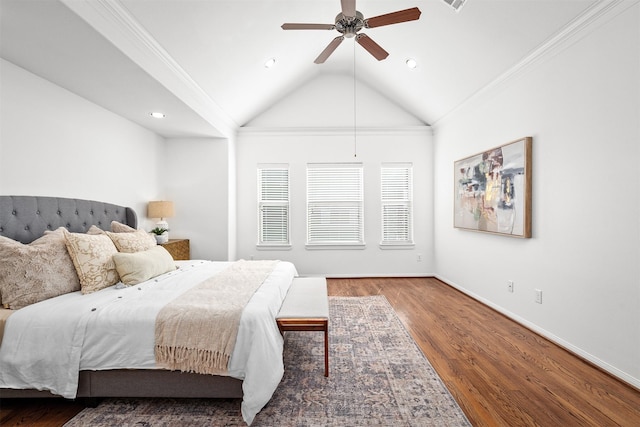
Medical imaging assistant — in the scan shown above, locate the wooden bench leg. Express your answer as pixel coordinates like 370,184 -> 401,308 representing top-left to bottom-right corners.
324,321 -> 329,377
277,319 -> 329,377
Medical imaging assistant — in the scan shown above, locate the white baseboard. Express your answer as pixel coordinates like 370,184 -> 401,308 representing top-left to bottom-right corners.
321,273 -> 434,279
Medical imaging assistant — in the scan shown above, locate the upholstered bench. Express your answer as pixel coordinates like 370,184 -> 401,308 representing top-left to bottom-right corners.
276,277 -> 329,377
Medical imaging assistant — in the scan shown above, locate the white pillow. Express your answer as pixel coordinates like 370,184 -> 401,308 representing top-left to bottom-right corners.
113,246 -> 176,285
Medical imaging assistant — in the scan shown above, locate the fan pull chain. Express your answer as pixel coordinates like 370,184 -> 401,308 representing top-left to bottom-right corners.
353,40 -> 357,158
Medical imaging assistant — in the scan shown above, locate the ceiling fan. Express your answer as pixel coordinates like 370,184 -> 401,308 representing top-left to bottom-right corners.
281,0 -> 421,64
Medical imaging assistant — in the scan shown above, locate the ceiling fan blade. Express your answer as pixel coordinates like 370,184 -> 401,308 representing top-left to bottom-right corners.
341,0 -> 356,17
356,33 -> 389,61
365,7 -> 422,28
281,23 -> 335,30
314,36 -> 344,64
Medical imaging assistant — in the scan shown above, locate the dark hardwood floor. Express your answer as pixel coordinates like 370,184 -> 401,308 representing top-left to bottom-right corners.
1,277 -> 638,426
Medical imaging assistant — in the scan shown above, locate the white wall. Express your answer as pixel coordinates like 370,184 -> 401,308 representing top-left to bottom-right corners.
0,59 -> 163,221
247,73 -> 425,128
163,137 -> 233,261
433,6 -> 640,387
237,74 -> 433,276
0,59 -> 235,261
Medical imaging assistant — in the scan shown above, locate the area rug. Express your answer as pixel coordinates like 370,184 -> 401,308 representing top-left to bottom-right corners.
65,296 -> 470,426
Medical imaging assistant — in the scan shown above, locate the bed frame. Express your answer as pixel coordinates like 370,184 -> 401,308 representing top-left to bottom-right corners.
0,195 -> 243,399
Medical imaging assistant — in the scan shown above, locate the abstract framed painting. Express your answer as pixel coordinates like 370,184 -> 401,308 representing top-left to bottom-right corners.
454,137 -> 532,238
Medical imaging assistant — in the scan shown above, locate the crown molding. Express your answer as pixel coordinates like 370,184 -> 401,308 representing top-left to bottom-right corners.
237,126 -> 432,137
432,0 -> 639,129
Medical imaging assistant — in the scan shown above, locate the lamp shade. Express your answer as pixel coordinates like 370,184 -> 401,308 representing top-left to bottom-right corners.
147,201 -> 174,219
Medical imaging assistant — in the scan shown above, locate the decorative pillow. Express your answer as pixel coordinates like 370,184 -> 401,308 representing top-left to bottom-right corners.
87,225 -> 105,235
106,229 -> 156,253
63,229 -> 119,294
113,246 -> 176,285
0,228 -> 80,309
111,221 -> 136,233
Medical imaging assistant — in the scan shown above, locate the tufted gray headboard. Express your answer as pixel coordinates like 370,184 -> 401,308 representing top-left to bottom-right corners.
0,195 -> 137,244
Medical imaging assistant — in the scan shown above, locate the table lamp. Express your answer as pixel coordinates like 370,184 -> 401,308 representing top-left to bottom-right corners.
148,201 -> 174,241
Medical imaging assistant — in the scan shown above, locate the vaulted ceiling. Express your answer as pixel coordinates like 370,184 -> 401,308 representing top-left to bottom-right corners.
1,0 -> 598,138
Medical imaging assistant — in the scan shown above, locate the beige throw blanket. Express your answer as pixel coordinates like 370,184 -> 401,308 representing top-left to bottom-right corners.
155,260 -> 279,375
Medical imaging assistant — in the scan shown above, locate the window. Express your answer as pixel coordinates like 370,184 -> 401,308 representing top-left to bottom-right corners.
307,163 -> 364,247
381,163 -> 414,246
257,165 -> 289,246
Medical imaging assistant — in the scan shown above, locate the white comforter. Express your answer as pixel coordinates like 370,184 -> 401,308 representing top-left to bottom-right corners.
0,260 -> 297,425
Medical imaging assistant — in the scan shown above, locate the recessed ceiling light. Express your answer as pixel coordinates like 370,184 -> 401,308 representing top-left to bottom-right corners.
405,58 -> 418,69
264,58 -> 276,68
150,112 -> 166,119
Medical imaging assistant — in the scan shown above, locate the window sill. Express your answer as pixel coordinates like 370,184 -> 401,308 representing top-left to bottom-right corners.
256,244 -> 292,251
379,242 -> 415,250
305,243 -> 366,250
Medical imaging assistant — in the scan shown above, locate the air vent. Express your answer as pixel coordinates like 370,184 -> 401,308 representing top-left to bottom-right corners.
442,0 -> 467,12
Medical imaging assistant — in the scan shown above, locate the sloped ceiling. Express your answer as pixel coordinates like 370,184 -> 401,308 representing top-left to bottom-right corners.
0,0 -> 600,138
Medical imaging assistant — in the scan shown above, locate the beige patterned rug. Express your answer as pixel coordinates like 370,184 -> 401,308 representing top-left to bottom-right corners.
65,296 -> 470,426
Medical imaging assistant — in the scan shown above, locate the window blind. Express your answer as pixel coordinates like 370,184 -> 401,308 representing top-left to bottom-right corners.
307,163 -> 364,245
257,166 -> 289,245
381,163 -> 413,244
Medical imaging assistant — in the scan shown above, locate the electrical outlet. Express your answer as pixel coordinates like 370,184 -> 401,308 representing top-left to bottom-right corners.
535,289 -> 543,304
507,280 -> 514,293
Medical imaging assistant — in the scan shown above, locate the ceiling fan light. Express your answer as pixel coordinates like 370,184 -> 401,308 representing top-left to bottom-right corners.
264,58 -> 276,68
406,58 -> 418,69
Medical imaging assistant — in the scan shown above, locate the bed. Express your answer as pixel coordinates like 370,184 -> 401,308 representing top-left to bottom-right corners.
0,195 -> 297,425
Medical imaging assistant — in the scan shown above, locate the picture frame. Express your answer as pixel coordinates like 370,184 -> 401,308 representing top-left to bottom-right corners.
454,137 -> 532,238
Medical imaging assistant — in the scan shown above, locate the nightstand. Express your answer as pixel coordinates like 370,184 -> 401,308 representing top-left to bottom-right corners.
159,239 -> 190,261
